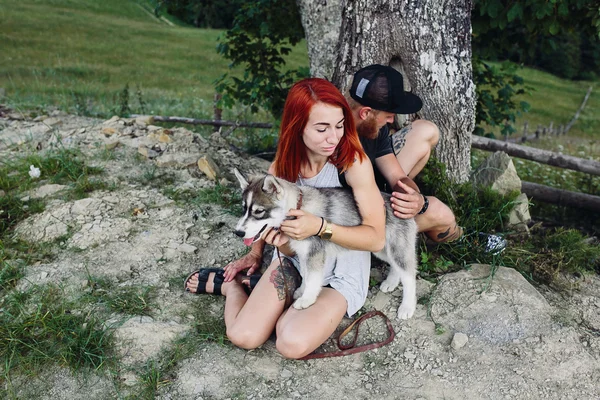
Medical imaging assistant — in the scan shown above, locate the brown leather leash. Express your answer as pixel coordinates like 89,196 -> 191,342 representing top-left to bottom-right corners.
300,310 -> 396,360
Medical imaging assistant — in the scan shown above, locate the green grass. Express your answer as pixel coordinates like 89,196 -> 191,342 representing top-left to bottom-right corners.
134,296 -> 227,398
0,284 -> 116,391
0,0 -> 309,119
164,183 -> 242,215
83,275 -> 156,316
0,147 -> 104,234
481,62 -> 600,139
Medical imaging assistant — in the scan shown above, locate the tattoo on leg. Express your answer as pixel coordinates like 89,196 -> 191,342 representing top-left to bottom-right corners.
391,125 -> 412,156
269,259 -> 302,307
436,224 -> 463,243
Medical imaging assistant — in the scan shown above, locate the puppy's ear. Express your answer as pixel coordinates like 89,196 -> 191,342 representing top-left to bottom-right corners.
233,168 -> 248,190
262,175 -> 284,199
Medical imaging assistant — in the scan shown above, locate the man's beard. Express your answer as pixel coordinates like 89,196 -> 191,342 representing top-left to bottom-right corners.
356,116 -> 379,139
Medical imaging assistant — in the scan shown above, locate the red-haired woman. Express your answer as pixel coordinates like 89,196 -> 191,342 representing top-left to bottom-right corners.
184,78 -> 385,359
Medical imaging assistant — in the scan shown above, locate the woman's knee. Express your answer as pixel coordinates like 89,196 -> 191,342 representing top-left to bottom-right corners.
275,330 -> 313,360
226,324 -> 265,350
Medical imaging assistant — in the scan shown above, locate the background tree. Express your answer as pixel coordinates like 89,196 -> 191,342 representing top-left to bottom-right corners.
214,0 -> 308,118
299,0 -> 476,183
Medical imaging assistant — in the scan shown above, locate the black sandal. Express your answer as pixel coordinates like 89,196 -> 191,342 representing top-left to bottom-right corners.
184,268 -> 226,295
184,268 -> 262,295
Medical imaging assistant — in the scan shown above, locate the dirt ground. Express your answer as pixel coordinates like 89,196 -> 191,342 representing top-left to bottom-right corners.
1,112 -> 599,400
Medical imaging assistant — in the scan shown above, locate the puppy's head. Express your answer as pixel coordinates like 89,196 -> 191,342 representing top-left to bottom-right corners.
233,169 -> 288,245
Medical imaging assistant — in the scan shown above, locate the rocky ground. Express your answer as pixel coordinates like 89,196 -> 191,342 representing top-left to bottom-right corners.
1,111 -> 599,400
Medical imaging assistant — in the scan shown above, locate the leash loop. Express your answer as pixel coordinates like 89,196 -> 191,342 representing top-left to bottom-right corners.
300,310 -> 396,360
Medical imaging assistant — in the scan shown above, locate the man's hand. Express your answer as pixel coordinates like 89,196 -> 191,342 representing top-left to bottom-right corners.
390,178 -> 425,219
223,250 -> 262,282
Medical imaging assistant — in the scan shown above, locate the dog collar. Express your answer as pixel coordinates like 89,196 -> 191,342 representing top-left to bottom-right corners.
296,190 -> 303,210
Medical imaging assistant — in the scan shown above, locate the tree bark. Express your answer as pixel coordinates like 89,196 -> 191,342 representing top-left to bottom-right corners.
296,0 -> 343,80
471,135 -> 600,177
297,0 -> 475,183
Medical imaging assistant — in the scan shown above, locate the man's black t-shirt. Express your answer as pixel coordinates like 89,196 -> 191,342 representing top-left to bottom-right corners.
340,125 -> 394,193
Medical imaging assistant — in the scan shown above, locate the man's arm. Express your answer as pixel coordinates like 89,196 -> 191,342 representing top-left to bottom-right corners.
375,153 -> 425,219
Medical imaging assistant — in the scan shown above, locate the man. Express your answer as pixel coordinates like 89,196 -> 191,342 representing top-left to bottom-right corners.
345,64 -> 506,250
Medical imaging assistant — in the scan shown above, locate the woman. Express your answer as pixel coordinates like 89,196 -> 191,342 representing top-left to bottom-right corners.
185,78 -> 385,359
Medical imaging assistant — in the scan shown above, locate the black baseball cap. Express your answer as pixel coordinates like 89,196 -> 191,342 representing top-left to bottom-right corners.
349,64 -> 423,114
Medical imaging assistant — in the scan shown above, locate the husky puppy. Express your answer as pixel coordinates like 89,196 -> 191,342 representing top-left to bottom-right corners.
233,169 -> 418,319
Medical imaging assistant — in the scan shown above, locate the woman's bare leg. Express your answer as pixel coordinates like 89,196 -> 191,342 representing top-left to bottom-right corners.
275,287 -> 348,359
183,258 -> 300,350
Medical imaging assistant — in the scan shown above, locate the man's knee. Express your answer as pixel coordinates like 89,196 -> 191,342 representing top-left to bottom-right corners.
412,119 -> 439,147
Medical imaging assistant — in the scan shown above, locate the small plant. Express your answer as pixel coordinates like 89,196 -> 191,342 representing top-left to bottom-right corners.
112,84 -> 131,117
419,250 -> 455,279
72,91 -> 91,116
135,84 -> 148,114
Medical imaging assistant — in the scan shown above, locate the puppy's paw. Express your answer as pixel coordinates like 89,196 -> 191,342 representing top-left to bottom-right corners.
396,301 -> 416,320
380,278 -> 399,293
292,296 -> 316,310
293,287 -> 304,300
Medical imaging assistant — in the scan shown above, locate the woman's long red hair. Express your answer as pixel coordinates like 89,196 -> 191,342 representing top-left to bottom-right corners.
273,78 -> 365,182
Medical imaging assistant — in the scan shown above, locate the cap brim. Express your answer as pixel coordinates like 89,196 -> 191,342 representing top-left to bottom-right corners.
387,92 -> 423,114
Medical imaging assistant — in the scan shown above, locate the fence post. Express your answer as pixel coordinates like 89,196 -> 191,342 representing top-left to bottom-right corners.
522,121 -> 528,143
535,125 -> 541,139
549,121 -> 554,135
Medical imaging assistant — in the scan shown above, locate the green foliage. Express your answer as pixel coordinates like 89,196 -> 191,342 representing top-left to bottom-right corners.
0,285 -> 115,384
473,58 -> 531,138
503,227 -> 600,283
417,156 -> 519,268
215,0 -> 310,118
535,31 -> 582,80
473,0 -> 600,78
113,84 -> 132,117
160,0 -> 241,28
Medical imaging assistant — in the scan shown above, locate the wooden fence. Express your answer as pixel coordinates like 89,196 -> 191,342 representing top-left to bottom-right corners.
506,85 -> 593,143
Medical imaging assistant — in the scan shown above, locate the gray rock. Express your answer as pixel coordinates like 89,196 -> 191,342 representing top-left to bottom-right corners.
451,332 -> 469,349
471,151 -> 521,195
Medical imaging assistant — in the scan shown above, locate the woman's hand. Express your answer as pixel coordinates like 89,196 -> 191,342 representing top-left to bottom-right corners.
262,227 -> 291,247
279,209 -> 322,240
223,250 -> 262,282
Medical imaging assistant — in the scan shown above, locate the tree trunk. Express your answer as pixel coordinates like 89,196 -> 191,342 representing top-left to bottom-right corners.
297,0 -> 475,183
296,0 -> 343,80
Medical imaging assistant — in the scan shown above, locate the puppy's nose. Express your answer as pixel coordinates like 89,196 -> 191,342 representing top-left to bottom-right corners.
234,230 -> 245,238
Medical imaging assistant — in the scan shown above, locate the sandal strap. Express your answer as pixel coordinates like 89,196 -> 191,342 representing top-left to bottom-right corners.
195,268 -> 225,295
